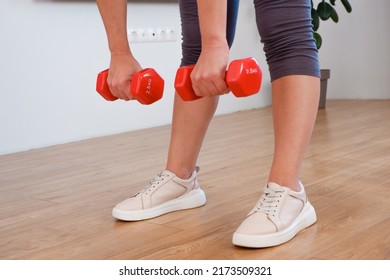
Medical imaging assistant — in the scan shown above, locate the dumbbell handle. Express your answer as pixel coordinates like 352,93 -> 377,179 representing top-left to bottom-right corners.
174,57 -> 262,102
96,68 -> 164,105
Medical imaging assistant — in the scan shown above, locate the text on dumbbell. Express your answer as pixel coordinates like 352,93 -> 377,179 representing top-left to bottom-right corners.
146,78 -> 152,95
245,68 -> 258,75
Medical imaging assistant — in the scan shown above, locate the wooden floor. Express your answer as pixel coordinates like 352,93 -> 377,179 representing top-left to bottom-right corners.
0,100 -> 389,260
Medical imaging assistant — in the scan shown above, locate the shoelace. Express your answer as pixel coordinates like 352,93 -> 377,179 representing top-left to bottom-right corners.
255,186 -> 285,215
140,172 -> 170,194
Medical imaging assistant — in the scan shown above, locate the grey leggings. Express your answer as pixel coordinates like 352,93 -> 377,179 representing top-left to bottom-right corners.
179,0 -> 320,81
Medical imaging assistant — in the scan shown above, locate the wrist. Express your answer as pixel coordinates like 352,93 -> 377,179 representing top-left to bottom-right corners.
109,39 -> 131,56
110,50 -> 131,56
201,32 -> 229,49
201,41 -> 229,55
110,47 -> 135,60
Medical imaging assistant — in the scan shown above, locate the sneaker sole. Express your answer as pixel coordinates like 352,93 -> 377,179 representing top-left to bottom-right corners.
232,202 -> 317,248
112,188 -> 206,221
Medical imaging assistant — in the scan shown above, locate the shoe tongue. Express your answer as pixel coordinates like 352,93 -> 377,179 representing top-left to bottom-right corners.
160,169 -> 176,178
267,182 -> 283,190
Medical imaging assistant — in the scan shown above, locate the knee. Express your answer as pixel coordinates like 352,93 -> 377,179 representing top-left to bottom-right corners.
255,0 -> 320,81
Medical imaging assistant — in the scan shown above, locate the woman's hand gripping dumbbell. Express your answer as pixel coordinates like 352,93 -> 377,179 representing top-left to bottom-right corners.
174,57 -> 262,101
96,68 -> 165,105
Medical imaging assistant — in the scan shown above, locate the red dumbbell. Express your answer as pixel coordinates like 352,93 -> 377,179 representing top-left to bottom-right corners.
174,57 -> 262,101
96,68 -> 164,105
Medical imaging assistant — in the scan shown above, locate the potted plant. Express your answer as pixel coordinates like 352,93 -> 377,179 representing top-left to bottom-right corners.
311,0 -> 352,108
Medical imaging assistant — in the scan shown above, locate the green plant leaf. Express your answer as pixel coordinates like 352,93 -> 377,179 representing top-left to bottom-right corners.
317,2 -> 332,21
311,8 -> 320,31
330,6 -> 339,23
341,0 -> 352,13
330,0 -> 336,5
313,32 -> 322,49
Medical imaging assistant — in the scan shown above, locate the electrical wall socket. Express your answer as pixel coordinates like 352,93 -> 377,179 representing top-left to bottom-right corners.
128,27 -> 176,43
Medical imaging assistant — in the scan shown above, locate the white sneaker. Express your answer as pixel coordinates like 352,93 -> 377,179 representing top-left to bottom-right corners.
112,166 -> 206,221
232,181 -> 316,248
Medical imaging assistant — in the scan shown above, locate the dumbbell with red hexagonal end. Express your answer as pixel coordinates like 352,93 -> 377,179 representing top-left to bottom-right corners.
96,68 -> 164,105
174,57 -> 262,101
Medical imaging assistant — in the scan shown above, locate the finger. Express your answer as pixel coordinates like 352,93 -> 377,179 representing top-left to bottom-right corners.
191,83 -> 206,97
194,78 -> 220,97
111,81 -> 132,101
110,87 -> 127,100
120,89 -> 131,101
205,81 -> 229,97
214,80 -> 230,95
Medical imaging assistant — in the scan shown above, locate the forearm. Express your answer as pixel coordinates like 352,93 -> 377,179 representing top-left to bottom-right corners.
189,0 -> 230,97
96,0 -> 142,100
96,0 -> 131,55
197,0 -> 229,51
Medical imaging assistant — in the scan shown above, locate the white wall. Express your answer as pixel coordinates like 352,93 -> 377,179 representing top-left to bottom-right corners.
0,0 -> 388,155
315,0 -> 390,99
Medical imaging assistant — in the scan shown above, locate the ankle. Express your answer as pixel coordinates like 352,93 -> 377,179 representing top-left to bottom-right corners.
267,177 -> 300,192
165,165 -> 194,180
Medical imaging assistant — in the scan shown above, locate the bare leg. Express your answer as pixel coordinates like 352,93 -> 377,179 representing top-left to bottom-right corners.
166,93 -> 219,179
268,75 -> 320,191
